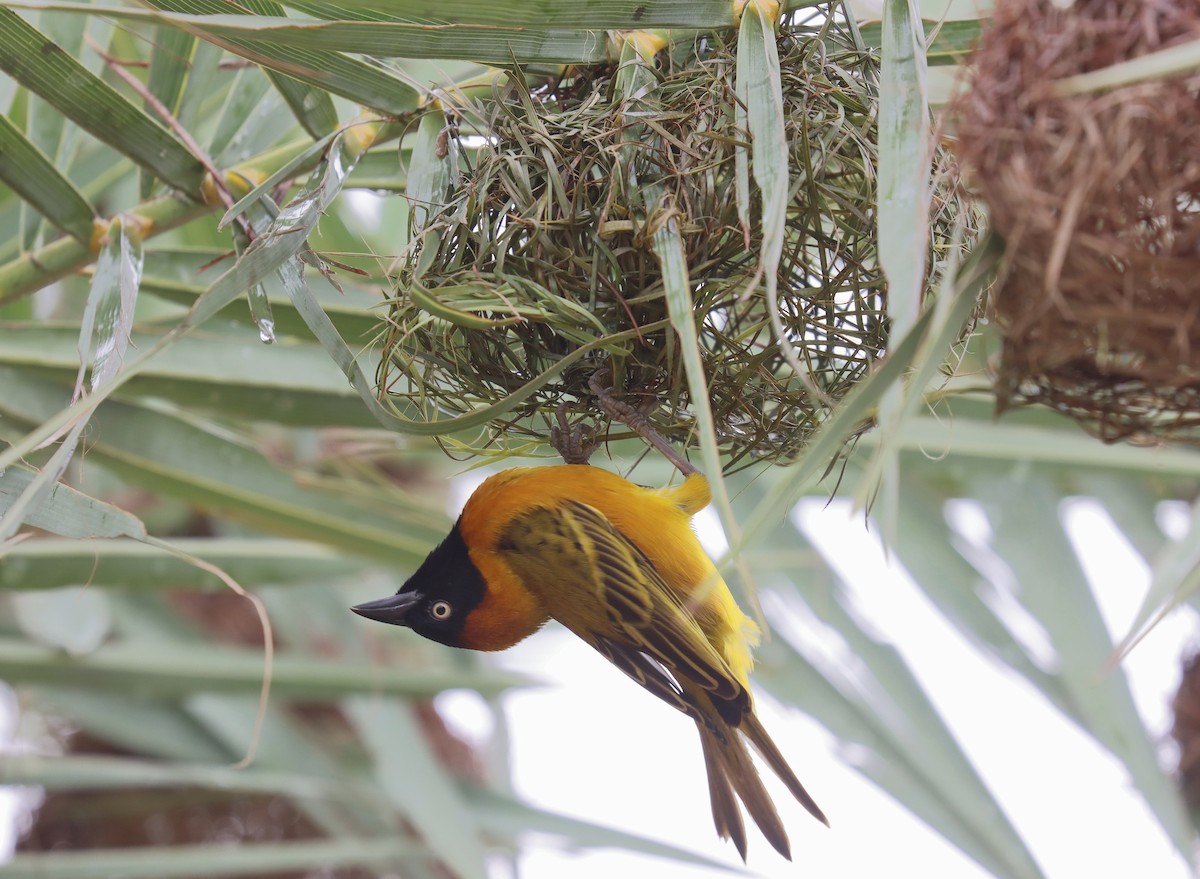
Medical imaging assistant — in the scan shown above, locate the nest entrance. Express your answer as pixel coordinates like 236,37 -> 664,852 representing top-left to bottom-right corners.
380,15 -> 974,466
952,0 -> 1200,443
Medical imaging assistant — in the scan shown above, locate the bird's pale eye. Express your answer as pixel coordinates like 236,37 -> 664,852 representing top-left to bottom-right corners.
429,600 -> 453,620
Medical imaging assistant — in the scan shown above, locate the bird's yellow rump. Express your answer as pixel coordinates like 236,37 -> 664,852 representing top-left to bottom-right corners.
352,465 -> 826,859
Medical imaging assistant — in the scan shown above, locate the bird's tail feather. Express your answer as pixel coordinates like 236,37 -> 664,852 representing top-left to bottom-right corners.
741,711 -> 829,826
698,725 -> 747,860
700,722 -> 791,860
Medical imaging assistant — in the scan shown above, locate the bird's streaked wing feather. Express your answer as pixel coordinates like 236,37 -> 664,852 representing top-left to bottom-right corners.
499,501 -> 749,725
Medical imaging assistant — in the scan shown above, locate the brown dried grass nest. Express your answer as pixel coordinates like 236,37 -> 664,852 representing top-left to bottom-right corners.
952,0 -> 1200,444
379,15 -> 976,467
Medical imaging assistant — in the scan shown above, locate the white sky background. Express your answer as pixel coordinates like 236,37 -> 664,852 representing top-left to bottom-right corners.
438,486 -> 1198,879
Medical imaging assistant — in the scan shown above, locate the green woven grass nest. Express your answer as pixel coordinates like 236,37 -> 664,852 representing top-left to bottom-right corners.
378,17 -> 976,467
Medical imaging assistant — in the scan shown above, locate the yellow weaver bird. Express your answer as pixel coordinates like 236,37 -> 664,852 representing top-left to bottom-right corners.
352,465 -> 827,859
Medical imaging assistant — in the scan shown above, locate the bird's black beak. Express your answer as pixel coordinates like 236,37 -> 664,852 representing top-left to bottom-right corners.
351,590 -> 422,627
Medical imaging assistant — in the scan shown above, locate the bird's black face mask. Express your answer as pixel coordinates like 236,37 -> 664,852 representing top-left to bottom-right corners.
351,521 -> 486,648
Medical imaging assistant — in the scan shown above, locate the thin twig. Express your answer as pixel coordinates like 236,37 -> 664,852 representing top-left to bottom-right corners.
87,35 -> 256,243
589,368 -> 696,475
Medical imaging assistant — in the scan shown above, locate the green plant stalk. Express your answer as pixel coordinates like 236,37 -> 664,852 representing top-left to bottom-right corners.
0,129 -> 401,301
0,193 -> 196,301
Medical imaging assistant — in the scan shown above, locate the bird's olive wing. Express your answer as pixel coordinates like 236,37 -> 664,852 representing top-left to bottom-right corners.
499,500 -> 749,726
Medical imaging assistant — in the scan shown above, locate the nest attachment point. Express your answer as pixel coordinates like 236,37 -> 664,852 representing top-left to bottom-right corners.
952,0 -> 1200,444
380,13 -> 976,467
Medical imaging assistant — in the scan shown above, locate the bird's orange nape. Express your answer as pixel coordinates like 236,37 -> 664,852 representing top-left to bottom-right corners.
456,553 -> 546,651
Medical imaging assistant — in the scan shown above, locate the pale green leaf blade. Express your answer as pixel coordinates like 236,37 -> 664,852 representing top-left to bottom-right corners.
1054,35 -> 1200,97
197,128 -> 368,308
89,590 -> 394,837
1,838 -> 416,879
262,68 -> 339,137
887,477 -> 1073,706
20,7 -> 86,250
733,233 -> 1000,553
858,18 -> 980,66
854,409 -> 1200,477
175,37 -> 225,133
282,0 -> 745,27
78,216 -> 143,394
142,26 -> 199,200
756,569 -> 1047,879
0,326 -> 379,428
244,0 -> 339,135
0,537 -> 366,591
978,472 -> 1193,857
147,27 -> 197,119
0,465 -> 147,540
0,414 -> 87,540
654,221 -> 720,481
208,68 -> 277,164
12,586 -> 112,654
877,0 -> 929,340
7,3 -> 613,65
134,270 -> 382,342
737,4 -> 800,388
216,130 -> 336,229
0,370 -> 446,562
868,0 -> 931,535
855,225 -> 991,520
465,785 -> 738,871
0,8 -> 205,192
0,112 -> 94,242
137,0 -> 418,115
1076,473 -> 1170,565
406,108 -> 453,243
0,636 -> 530,698
733,302 -> 936,552
0,215 -> 141,539
0,753 -> 363,802
175,16 -> 612,64
1115,480 -> 1200,650
0,695 -> 229,762
651,216 -> 755,605
347,698 -> 489,879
